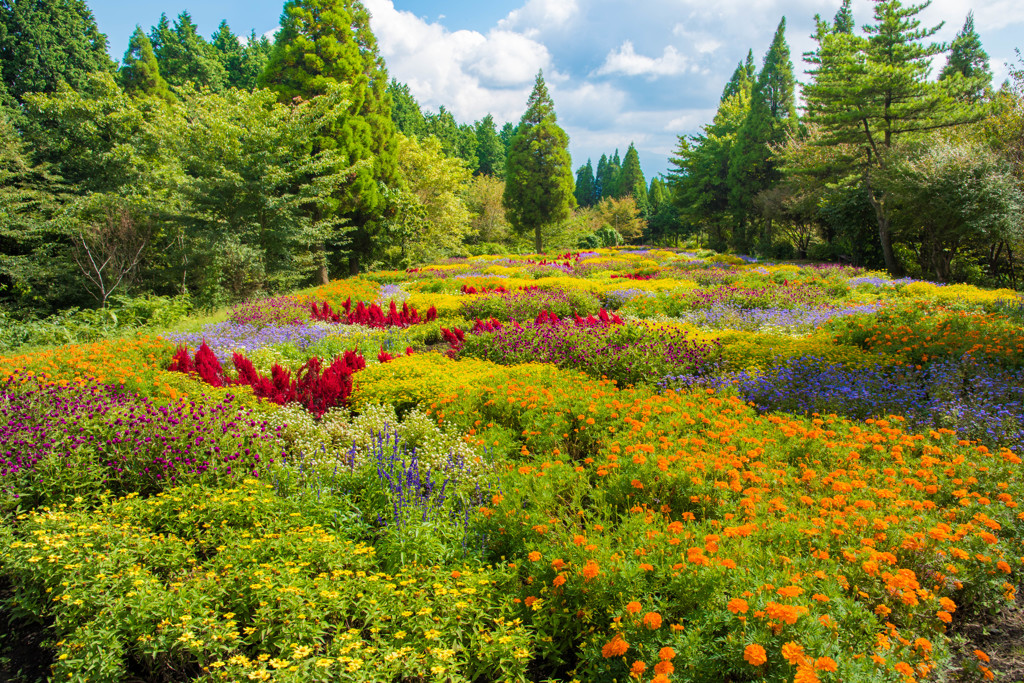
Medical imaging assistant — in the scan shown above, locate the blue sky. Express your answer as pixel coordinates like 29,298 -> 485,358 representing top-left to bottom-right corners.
90,0 -> 1024,179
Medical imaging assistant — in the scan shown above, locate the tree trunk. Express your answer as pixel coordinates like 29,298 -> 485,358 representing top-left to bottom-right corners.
865,187 -> 902,276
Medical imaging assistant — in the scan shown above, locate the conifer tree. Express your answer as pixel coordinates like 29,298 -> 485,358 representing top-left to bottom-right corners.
211,21 -> 245,89
939,12 -> 992,102
475,114 -> 505,177
261,0 -> 398,278
833,0 -> 855,34
120,26 -> 174,102
235,31 -> 272,90
503,71 -> 575,253
595,154 -> 609,201
803,0 -> 985,275
618,143 -> 649,216
574,159 -> 597,208
150,12 -> 227,90
387,80 -> 424,136
0,0 -> 114,100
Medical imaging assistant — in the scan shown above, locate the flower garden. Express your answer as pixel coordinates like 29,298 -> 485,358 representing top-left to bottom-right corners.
2,247 -> 1024,682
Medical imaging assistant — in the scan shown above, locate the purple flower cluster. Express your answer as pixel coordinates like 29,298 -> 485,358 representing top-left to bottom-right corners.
377,283 -> 409,304
1,379 -> 286,504
674,303 -> 881,332
228,295 -> 309,327
459,321 -> 719,386
166,322 -> 340,363
848,276 -> 895,288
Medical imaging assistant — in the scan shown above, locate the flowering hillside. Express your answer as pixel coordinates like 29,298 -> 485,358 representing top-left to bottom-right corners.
2,247 -> 1024,682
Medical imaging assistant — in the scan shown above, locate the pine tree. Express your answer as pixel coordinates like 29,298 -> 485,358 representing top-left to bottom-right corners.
833,0 -> 855,34
120,26 -> 174,102
475,114 -> 505,177
388,80 -> 423,136
939,12 -> 992,102
0,0 -> 114,100
595,154 -> 609,200
618,143 -> 649,216
211,21 -> 245,89
600,150 -> 622,198
721,59 -> 752,101
574,159 -> 596,208
503,71 -> 575,253
236,32 -> 272,90
260,0 -> 398,278
803,0 -> 985,275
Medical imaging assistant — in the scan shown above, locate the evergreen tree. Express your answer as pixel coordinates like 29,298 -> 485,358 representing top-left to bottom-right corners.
574,159 -> 596,208
595,154 -> 608,200
600,150 -> 622,198
120,26 -> 174,102
211,21 -> 245,89
618,143 -> 649,216
260,0 -> 398,278
150,12 -> 227,91
728,17 -> 798,250
388,80 -> 423,136
503,71 -> 575,253
721,57 -> 753,101
833,0 -> 855,34
499,121 -> 516,149
939,12 -> 992,102
234,32 -> 272,91
803,0 -> 985,275
475,114 -> 505,177
422,106 -> 477,170
0,0 -> 114,100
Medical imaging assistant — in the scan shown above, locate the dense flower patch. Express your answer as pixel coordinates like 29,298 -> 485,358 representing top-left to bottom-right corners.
2,246 -> 1024,682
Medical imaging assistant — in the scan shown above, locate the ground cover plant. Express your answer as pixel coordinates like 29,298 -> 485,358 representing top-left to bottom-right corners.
2,246 -> 1024,682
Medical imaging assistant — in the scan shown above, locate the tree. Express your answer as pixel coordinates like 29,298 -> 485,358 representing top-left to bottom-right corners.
721,50 -> 755,101
260,0 -> 398,278
885,137 -> 1023,281
422,106 -> 477,170
475,114 -> 505,177
150,12 -> 227,91
503,71 -> 576,253
574,159 -> 597,208
728,17 -> 798,250
833,0 -> 855,34
597,151 -> 620,199
120,26 -> 175,102
597,195 -> 644,244
802,0 -> 984,275
464,175 -> 512,245
939,13 -> 992,103
617,143 -> 649,216
235,31 -> 272,91
0,0 -> 114,101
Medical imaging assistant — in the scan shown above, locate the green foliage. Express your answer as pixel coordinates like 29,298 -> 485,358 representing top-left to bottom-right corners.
617,144 -> 649,216
119,26 -> 174,103
503,72 -> 576,253
260,0 -> 399,276
149,12 -> 227,91
474,113 -> 505,178
574,159 -> 597,208
0,0 -> 114,101
939,12 -> 992,103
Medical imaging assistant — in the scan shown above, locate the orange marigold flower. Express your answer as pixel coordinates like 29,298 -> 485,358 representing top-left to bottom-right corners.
553,574 -> 566,587
744,644 -> 767,666
914,638 -> 932,654
777,585 -> 804,598
601,634 -> 629,658
639,563 -> 654,572
815,657 -> 838,672
626,601 -> 642,614
528,551 -> 541,562
651,676 -> 670,683
654,660 -> 674,675
794,666 -> 821,683
727,598 -> 749,614
629,660 -> 646,678
894,662 -> 914,677
974,649 -> 991,663
936,610 -> 952,624
551,558 -> 566,570
939,597 -> 956,613
658,647 -> 675,661
643,612 -> 663,629
781,641 -> 805,665
582,560 -> 599,581
524,595 -> 538,607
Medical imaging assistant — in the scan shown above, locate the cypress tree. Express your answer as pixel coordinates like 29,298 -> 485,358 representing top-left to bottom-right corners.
475,114 -> 505,177
120,26 -> 175,102
939,12 -> 992,102
618,143 -> 649,216
503,71 -> 576,253
260,0 -> 398,277
0,0 -> 114,100
595,154 -> 609,200
574,159 -> 596,208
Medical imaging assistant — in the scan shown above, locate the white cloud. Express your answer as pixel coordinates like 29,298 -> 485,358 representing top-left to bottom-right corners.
595,41 -> 691,78
672,25 -> 723,54
498,0 -> 581,37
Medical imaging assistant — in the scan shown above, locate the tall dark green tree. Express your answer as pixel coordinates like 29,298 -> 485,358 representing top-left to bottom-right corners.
598,150 -> 621,198
803,0 -> 984,275
721,50 -> 756,101
260,0 -> 398,278
388,80 -> 424,136
474,114 -> 505,177
503,71 -> 575,253
120,26 -> 174,102
235,31 -> 272,91
149,12 -> 227,91
574,159 -> 597,208
618,143 -> 649,216
728,17 -> 798,250
422,106 -> 477,170
0,0 -> 114,101
939,13 -> 992,102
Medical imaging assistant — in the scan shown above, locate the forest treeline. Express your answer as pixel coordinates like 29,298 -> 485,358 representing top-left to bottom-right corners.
1,0 -> 1023,317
